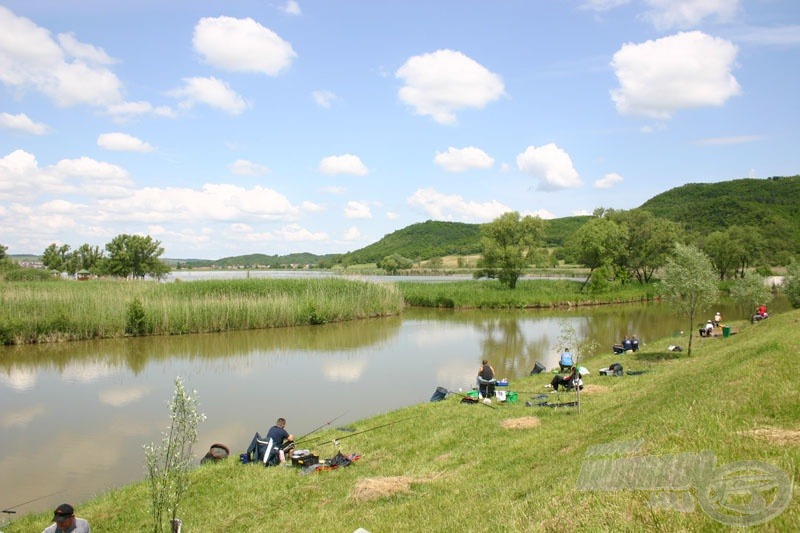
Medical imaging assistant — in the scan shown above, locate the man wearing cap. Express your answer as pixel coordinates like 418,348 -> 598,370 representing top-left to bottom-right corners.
43,503 -> 90,533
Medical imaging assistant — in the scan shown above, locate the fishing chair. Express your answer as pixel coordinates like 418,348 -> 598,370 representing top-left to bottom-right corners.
256,437 -> 281,466
476,376 -> 497,398
553,372 -> 582,407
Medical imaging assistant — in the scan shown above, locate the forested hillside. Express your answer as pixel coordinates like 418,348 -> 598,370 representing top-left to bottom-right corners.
639,175 -> 800,255
339,220 -> 481,264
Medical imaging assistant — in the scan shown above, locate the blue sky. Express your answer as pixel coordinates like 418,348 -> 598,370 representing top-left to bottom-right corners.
1,1 -> 798,259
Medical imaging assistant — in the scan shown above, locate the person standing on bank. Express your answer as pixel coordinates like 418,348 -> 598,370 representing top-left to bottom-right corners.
43,503 -> 90,533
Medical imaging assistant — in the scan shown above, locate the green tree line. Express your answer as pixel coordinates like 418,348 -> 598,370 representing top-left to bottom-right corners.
39,234 -> 170,279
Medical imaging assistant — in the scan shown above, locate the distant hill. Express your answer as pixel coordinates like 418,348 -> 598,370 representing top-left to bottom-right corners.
176,252 -> 339,269
638,175 -> 800,254
339,220 -> 481,264
8,254 -> 41,263
543,215 -> 591,247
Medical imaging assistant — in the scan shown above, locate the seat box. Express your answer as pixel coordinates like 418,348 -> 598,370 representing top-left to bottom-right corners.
291,453 -> 319,467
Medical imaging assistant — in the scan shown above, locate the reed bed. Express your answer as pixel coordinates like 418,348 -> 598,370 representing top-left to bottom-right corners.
398,279 -> 659,308
0,278 -> 403,345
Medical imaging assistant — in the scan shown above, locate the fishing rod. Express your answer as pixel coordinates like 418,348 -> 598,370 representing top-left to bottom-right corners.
306,416 -> 417,448
282,411 -> 349,451
2,489 -> 64,519
445,388 -> 497,409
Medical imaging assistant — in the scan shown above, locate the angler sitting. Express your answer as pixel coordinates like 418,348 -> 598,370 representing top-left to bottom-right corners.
245,417 -> 294,465
558,348 -> 574,372
545,366 -> 583,391
613,336 -> 633,354
476,359 -> 497,398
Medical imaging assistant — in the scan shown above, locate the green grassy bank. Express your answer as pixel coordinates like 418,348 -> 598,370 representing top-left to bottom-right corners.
399,279 -> 658,308
0,278 -> 403,345
7,310 -> 798,532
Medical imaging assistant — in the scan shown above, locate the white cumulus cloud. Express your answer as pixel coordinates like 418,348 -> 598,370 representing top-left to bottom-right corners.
516,144 -> 581,191
282,1 -> 302,16
0,150 -> 134,201
169,76 -> 248,115
434,146 -> 494,172
228,159 -> 269,176
0,6 -> 124,108
344,201 -> 372,219
95,183 -> 300,224
643,0 -> 741,30
344,226 -> 362,240
106,101 -> 176,121
278,223 -> 327,242
319,154 -> 368,176
407,188 -> 511,221
396,49 -> 505,124
594,172 -> 624,189
312,90 -> 337,108
97,132 -> 154,152
611,31 -> 741,119
193,16 -> 296,75
580,0 -> 631,11
0,112 -> 48,135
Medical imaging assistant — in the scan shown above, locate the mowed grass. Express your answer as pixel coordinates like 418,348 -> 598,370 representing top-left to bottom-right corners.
399,279 -> 659,308
7,310 -> 798,532
0,278 -> 404,344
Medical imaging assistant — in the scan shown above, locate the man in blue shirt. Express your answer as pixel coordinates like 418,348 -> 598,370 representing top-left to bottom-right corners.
559,349 -> 574,372
265,417 -> 294,465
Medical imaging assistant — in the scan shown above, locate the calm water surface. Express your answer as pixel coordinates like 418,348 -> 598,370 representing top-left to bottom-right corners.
0,297 -> 789,518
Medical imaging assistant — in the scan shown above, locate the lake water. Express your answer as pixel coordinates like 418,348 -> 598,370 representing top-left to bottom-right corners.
0,296 -> 789,519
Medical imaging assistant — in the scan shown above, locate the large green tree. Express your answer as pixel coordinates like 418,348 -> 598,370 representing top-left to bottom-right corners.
41,243 -> 72,272
378,254 -> 413,274
783,259 -> 800,308
102,234 -> 170,279
660,243 -> 719,356
73,243 -> 105,273
702,226 -> 764,280
474,211 -> 546,289
703,230 -> 739,280
610,210 -> 681,283
566,215 -> 625,291
730,271 -> 773,318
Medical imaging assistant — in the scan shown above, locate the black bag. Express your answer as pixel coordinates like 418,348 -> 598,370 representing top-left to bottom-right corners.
328,452 -> 352,468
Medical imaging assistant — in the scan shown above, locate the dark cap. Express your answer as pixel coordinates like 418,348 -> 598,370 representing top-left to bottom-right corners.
52,503 -> 74,522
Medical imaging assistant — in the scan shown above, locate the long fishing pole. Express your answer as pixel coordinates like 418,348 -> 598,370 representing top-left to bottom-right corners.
308,416 -> 416,448
2,489 -> 64,516
283,411 -> 349,450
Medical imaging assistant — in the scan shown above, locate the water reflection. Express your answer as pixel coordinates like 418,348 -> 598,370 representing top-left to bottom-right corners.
0,297 -> 789,518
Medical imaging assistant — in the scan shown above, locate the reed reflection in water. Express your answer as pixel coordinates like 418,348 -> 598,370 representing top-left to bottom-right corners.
0,297 -> 789,517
